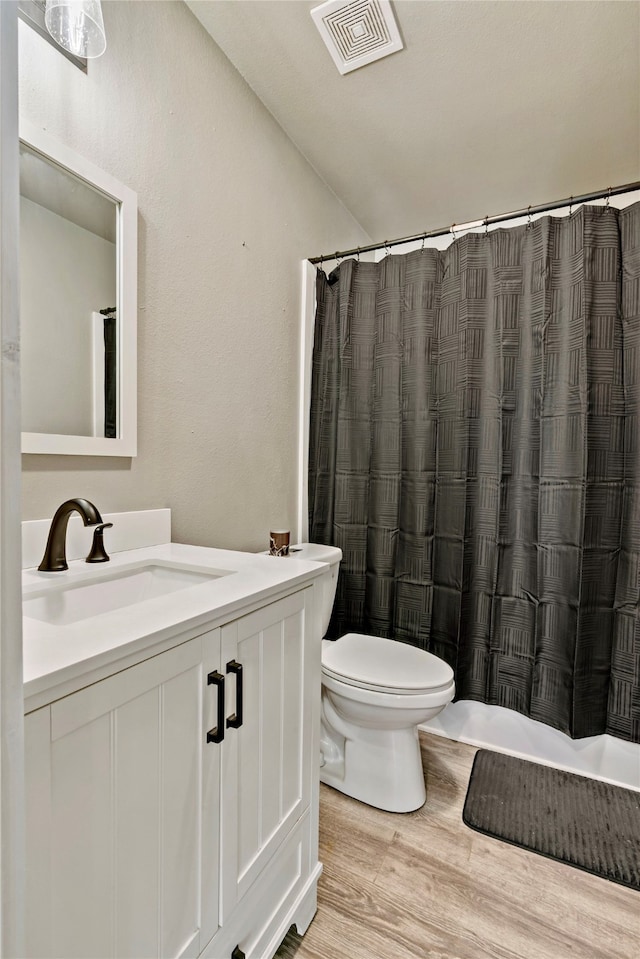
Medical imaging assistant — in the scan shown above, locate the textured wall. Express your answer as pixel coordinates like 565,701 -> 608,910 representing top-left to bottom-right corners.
18,0 -> 369,549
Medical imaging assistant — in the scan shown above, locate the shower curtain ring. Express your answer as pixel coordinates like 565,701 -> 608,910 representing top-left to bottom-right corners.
451,223 -> 457,241
335,251 -> 342,265
606,187 -> 612,209
356,247 -> 360,261
569,196 -> 574,215
384,240 -> 391,257
421,233 -> 426,251
484,216 -> 490,237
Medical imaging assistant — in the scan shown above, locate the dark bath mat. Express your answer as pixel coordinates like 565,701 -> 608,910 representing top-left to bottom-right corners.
463,749 -> 640,891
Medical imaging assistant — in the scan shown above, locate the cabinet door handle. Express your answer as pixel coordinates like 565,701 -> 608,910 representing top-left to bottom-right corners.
231,947 -> 246,959
206,671 -> 225,743
226,660 -> 243,729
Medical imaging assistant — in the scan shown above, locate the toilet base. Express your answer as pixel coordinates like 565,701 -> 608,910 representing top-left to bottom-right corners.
320,720 -> 426,813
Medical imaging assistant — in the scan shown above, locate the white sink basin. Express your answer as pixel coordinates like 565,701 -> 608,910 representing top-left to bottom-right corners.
24,561 -> 232,626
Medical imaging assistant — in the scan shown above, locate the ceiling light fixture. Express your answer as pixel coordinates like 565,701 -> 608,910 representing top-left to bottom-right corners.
44,0 -> 106,59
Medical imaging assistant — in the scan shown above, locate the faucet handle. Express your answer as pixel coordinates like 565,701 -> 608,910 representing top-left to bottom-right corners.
86,523 -> 113,564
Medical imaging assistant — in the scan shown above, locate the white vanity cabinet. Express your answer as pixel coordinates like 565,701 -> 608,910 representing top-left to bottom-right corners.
25,585 -> 320,959
214,589 -> 318,958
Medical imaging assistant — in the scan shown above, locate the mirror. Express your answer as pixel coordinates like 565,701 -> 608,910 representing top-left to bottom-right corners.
20,119 -> 137,456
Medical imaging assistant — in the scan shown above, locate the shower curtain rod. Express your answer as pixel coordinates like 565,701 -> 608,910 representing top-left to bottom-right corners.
308,179 -> 640,265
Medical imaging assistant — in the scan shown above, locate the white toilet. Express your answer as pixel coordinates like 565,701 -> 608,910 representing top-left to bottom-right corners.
293,543 -> 455,813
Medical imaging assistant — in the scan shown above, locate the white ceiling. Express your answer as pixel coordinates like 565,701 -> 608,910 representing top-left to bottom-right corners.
187,0 -> 640,247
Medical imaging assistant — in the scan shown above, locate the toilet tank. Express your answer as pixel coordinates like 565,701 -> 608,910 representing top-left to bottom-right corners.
293,543 -> 342,637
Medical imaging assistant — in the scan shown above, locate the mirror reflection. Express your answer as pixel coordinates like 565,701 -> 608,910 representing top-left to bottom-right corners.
20,142 -> 119,438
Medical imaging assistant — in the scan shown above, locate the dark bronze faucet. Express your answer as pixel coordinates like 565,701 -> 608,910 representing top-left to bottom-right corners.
86,522 -> 113,564
38,498 -> 105,572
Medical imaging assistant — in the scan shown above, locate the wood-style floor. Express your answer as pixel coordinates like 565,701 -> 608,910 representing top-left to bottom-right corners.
275,732 -> 639,959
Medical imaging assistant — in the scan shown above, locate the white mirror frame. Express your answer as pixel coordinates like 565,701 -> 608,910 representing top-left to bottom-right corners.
20,118 -> 137,456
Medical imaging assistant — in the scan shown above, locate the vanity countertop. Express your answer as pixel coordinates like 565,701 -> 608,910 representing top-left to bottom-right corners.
22,542 -> 327,712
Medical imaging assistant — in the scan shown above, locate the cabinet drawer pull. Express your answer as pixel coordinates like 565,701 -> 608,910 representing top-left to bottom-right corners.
231,947 -> 246,959
206,671 -> 225,743
226,660 -> 243,729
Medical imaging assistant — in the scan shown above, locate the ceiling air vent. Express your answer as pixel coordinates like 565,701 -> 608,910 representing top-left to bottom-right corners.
311,0 -> 403,75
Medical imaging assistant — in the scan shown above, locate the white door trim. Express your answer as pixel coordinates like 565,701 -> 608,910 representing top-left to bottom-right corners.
0,3 -> 25,955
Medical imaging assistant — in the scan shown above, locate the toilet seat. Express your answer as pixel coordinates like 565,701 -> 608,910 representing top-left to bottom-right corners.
322,669 -> 455,711
322,633 -> 454,696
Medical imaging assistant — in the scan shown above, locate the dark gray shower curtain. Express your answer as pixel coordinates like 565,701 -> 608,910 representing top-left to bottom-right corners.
309,203 -> 640,743
104,315 -> 117,439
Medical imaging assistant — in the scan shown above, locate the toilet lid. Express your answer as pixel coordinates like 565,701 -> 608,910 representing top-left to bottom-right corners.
322,633 -> 454,695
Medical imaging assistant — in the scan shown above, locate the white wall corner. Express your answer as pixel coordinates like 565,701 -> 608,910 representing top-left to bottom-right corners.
297,259 -> 318,544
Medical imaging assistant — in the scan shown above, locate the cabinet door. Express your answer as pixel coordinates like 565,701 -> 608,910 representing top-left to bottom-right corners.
220,588 -> 315,918
25,632 -> 222,959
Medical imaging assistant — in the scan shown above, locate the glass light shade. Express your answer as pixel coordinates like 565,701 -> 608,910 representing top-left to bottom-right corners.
44,0 -> 107,59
